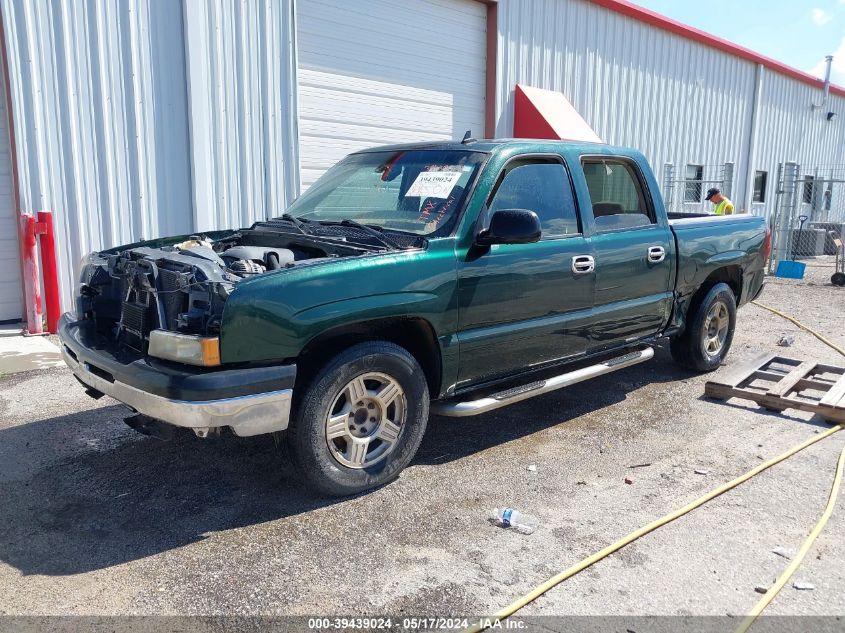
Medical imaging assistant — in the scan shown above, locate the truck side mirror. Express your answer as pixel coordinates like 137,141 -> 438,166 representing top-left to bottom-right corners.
476,209 -> 542,246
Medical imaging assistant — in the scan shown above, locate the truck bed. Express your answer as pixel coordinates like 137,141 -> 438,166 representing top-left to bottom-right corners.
669,212 -> 768,310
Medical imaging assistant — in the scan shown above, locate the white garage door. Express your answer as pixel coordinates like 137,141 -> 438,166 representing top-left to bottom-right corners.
0,73 -> 21,323
296,0 -> 487,188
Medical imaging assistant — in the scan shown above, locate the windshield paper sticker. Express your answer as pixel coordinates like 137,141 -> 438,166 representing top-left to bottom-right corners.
405,171 -> 463,199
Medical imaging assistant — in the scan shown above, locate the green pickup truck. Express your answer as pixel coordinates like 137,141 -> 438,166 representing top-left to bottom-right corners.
60,139 -> 769,495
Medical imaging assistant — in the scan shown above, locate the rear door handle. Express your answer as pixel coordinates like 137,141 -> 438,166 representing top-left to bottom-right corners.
647,246 -> 666,263
571,255 -> 595,274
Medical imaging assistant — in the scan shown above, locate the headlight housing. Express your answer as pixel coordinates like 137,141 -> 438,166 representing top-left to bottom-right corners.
148,330 -> 221,367
74,252 -> 99,320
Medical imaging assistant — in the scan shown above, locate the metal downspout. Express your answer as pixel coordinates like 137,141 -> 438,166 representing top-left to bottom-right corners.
743,63 -> 764,212
812,55 -> 833,110
287,0 -> 301,201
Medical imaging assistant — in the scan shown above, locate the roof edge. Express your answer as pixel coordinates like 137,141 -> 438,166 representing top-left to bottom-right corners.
588,0 -> 845,98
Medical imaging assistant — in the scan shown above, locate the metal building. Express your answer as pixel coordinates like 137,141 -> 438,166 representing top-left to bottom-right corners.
0,0 -> 842,320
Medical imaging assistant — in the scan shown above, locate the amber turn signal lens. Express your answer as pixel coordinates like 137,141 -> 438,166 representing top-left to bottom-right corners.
148,330 -> 221,367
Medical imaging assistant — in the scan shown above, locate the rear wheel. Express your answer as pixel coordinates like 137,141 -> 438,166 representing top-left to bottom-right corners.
288,341 -> 429,496
671,282 -> 737,372
832,272 -> 845,286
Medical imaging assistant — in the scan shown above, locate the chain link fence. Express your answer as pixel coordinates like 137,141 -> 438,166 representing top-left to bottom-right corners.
660,159 -> 844,284
768,162 -> 845,274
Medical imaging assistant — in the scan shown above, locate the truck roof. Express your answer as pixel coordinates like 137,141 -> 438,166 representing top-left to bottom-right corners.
354,138 -> 634,155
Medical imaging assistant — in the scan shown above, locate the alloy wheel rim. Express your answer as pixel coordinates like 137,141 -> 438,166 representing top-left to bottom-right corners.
325,372 -> 406,469
703,300 -> 729,357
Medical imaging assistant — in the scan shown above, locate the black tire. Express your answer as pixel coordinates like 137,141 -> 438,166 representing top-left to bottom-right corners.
287,341 -> 429,496
670,282 -> 737,372
832,272 -> 845,286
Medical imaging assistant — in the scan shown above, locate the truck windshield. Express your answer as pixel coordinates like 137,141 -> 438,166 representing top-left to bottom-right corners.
283,149 -> 486,236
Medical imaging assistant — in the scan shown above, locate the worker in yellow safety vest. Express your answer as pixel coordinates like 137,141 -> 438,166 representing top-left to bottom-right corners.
705,188 -> 735,215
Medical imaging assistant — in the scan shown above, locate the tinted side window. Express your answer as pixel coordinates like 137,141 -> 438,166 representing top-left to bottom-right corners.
488,161 -> 579,237
582,159 -> 655,232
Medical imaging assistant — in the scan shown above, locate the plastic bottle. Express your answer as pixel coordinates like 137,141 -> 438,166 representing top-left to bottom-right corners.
491,507 -> 538,534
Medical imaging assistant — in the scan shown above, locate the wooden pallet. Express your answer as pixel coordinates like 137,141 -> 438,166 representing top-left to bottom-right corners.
704,352 -> 845,422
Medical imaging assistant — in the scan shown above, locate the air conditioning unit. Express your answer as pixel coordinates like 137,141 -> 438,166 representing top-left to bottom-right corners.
790,228 -> 828,257
808,222 -> 845,254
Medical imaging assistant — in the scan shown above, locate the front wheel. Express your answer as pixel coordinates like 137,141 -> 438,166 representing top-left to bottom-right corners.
670,282 -> 737,372
288,341 -> 429,496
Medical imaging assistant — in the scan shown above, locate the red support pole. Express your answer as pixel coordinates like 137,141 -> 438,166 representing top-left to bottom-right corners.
38,211 -> 62,334
19,212 -> 43,335
37,210 -> 60,334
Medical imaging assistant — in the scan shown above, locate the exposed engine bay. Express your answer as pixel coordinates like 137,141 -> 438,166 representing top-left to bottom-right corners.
75,222 -> 404,354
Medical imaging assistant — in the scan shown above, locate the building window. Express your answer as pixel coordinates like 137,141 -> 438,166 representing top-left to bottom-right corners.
753,171 -> 767,203
684,164 -> 703,203
824,186 -> 833,212
803,175 -> 815,204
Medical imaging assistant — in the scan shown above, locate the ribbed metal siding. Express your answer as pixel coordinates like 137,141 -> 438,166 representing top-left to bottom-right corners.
0,0 -> 193,309
754,71 -> 845,220
755,74 -> 845,171
1,0 -> 299,310
183,0 -> 298,230
496,0 -> 758,213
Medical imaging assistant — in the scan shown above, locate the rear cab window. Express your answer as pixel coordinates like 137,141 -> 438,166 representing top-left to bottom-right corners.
581,157 -> 656,232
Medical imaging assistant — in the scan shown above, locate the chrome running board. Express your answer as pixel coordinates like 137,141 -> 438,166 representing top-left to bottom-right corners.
431,347 -> 654,417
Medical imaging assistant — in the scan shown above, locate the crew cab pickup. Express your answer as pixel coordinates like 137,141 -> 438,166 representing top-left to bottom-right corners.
60,139 -> 769,495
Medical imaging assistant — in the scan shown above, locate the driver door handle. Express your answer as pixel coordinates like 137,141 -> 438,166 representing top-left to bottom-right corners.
571,255 -> 595,274
647,246 -> 666,263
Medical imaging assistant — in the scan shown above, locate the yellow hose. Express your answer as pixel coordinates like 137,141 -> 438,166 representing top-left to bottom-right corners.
466,424 -> 843,632
731,301 -> 845,631
734,440 -> 845,633
752,300 -> 845,358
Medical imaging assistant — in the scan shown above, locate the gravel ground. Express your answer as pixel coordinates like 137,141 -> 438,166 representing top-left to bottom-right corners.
0,259 -> 844,624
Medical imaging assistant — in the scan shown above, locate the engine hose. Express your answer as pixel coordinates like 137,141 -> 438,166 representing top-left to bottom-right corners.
465,425 -> 843,633
266,252 -> 281,270
734,441 -> 845,633
752,300 -> 845,358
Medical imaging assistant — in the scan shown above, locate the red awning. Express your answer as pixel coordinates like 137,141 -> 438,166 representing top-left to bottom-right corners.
513,84 -> 601,143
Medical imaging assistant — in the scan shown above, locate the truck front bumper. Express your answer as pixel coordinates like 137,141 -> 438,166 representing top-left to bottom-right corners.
58,314 -> 295,437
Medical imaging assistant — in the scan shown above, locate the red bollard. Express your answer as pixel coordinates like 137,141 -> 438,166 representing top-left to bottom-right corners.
19,212 -> 43,335
37,211 -> 60,334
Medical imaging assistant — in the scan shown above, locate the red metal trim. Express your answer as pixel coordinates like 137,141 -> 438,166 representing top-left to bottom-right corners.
484,1 -> 498,138
588,0 -> 845,98
19,213 -> 42,334
37,210 -> 60,334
